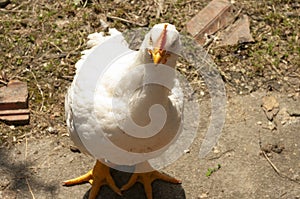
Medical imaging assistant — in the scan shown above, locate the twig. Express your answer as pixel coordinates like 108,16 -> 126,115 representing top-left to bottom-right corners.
0,79 -> 8,85
176,0 -> 197,6
0,0 -> 32,13
261,149 -> 281,173
155,0 -> 165,18
25,136 -> 28,160
25,68 -> 45,112
61,75 -> 74,81
107,15 -> 148,27
11,0 -> 32,10
288,72 -> 300,79
82,0 -> 88,8
17,132 -> 32,140
65,37 -> 84,60
203,34 -> 219,49
259,141 -> 300,184
265,56 -> 282,76
49,42 -> 64,53
26,178 -> 36,199
0,8 -> 31,13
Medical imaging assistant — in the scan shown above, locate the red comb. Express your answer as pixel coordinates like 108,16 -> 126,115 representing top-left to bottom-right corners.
156,24 -> 168,50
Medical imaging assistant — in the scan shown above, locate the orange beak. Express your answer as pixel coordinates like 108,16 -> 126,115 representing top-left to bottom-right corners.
149,48 -> 169,65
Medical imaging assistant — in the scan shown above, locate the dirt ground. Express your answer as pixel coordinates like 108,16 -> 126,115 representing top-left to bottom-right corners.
0,0 -> 299,199
0,91 -> 299,199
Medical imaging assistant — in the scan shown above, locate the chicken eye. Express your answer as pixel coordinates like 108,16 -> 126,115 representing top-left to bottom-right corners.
149,36 -> 153,46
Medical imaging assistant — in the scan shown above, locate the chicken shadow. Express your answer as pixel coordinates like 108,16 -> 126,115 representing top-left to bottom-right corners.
0,146 -> 57,197
83,167 -> 186,199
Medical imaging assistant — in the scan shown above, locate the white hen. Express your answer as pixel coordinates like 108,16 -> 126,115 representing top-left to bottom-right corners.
64,23 -> 183,199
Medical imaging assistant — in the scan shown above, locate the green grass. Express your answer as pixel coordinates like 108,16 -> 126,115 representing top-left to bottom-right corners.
206,164 -> 221,177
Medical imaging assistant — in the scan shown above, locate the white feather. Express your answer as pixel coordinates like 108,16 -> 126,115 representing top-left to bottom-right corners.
65,24 -> 183,166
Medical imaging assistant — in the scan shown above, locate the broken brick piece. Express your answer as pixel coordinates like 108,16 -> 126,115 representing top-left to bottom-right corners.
0,80 -> 28,110
186,0 -> 234,45
0,113 -> 29,125
218,15 -> 254,46
0,109 -> 30,116
0,80 -> 29,125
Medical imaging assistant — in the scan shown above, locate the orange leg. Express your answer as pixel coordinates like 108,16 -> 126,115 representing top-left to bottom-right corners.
63,160 -> 121,199
121,162 -> 181,199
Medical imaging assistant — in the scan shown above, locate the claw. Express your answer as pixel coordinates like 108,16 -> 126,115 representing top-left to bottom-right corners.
63,161 -> 122,199
121,170 -> 181,199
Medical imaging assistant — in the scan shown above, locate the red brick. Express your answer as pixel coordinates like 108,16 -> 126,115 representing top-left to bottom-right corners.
0,109 -> 30,116
0,80 -> 29,124
0,112 -> 30,125
0,80 -> 28,110
186,0 -> 234,44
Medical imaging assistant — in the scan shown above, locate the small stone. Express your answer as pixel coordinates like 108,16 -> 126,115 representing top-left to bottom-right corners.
267,121 -> 276,130
262,96 -> 279,112
199,192 -> 209,198
213,147 -> 220,154
47,126 -> 57,134
262,95 -> 280,121
70,145 -> 81,153
184,149 -> 190,153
